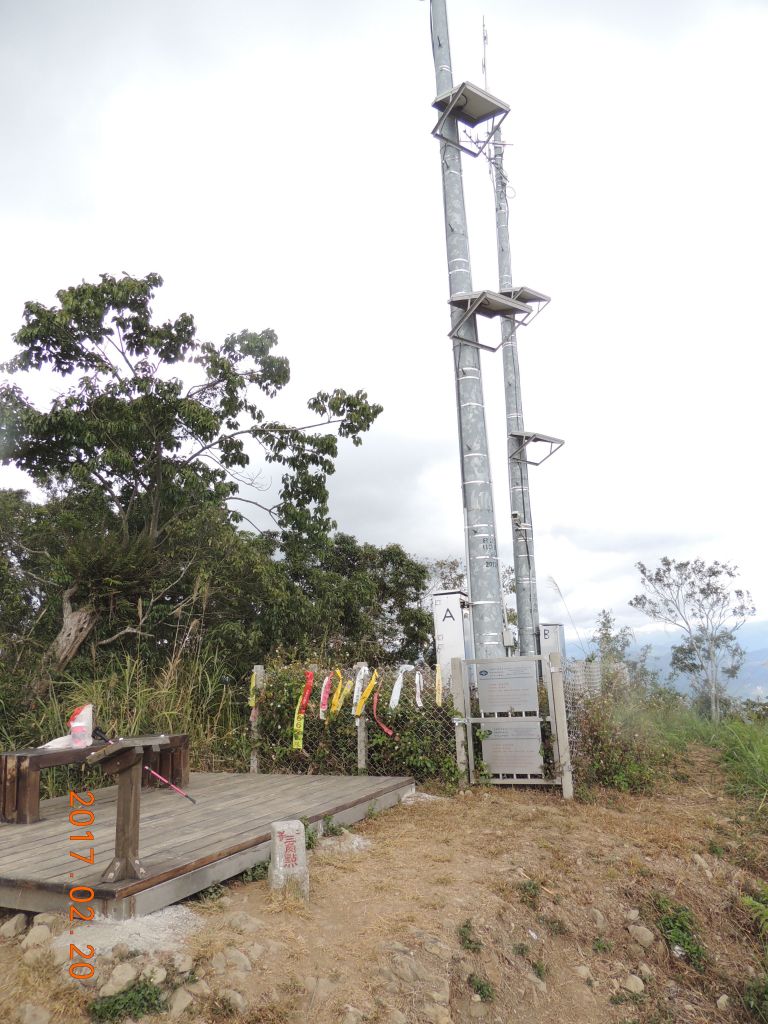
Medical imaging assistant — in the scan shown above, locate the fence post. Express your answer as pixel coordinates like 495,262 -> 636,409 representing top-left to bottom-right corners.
549,653 -> 573,800
249,664 -> 265,774
450,657 -> 470,784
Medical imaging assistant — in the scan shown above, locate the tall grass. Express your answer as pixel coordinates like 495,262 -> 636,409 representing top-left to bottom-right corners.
0,653 -> 251,799
714,720 -> 768,809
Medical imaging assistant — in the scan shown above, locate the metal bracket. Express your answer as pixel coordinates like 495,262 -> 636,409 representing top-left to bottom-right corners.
448,290 -> 532,351
432,82 -> 510,157
508,432 -> 564,466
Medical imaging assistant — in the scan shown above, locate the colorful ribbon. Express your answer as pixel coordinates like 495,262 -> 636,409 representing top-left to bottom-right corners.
319,672 -> 335,720
372,686 -> 394,737
292,692 -> 305,750
330,675 -> 353,716
354,669 -> 379,718
435,664 -> 443,707
291,670 -> 315,749
248,665 -> 257,709
414,669 -> 424,709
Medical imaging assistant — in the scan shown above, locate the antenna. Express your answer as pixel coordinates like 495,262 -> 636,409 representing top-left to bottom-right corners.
482,17 -> 488,91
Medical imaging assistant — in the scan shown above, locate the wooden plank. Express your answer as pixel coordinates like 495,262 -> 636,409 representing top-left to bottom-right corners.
0,774 -> 320,873
0,773 -> 415,913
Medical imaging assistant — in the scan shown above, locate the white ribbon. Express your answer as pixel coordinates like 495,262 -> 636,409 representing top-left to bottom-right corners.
389,663 -> 414,709
352,665 -> 368,717
414,670 -> 424,708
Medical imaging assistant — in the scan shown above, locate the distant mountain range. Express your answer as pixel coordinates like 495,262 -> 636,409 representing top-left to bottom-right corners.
565,619 -> 768,701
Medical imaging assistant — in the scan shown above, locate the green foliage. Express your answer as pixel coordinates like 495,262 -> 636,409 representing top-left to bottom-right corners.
517,880 -> 541,910
610,991 -> 645,1006
322,814 -> 344,837
0,272 -> 384,680
530,960 -> 547,981
240,860 -> 270,883
542,915 -> 568,936
572,690 -> 688,794
458,919 -> 482,952
592,937 -> 612,953
468,974 -> 494,1001
717,720 -> 768,808
744,974 -> 768,1022
301,817 -> 319,849
512,942 -> 529,956
653,894 -> 707,971
89,981 -> 164,1021
741,885 -> 768,944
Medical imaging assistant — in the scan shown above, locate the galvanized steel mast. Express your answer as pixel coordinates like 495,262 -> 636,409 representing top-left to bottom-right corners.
429,0 -> 506,660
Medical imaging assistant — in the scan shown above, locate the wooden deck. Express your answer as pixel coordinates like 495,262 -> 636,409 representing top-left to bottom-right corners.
0,772 -> 414,919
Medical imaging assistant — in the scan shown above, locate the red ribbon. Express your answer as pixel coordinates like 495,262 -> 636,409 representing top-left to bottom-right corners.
299,670 -> 315,715
372,687 -> 394,737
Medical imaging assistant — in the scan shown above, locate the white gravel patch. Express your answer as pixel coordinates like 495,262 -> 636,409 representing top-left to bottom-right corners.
51,905 -> 203,958
401,792 -> 445,805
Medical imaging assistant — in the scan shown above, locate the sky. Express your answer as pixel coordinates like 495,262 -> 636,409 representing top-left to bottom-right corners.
1,0 -> 767,661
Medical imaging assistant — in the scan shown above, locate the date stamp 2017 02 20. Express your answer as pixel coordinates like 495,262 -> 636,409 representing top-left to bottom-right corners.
67,789 -> 96,980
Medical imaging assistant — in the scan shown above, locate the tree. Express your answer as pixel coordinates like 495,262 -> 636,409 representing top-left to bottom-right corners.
0,273 -> 381,684
629,558 -> 755,721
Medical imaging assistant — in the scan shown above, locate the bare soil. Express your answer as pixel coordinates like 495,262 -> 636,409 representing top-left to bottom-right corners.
2,746 -> 766,1024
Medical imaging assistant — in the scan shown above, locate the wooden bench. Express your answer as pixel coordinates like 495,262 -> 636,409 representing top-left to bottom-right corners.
0,733 -> 189,825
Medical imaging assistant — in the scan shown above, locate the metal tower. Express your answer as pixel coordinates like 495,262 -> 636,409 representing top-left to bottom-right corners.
428,1 -> 562,659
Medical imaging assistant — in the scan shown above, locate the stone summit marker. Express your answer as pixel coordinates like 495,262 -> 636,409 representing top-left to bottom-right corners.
268,819 -> 309,900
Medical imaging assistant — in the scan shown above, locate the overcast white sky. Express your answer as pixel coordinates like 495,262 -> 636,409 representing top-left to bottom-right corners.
1,0 -> 767,641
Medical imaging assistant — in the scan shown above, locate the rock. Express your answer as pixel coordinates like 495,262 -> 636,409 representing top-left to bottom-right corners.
32,913 -> 60,929
22,947 -> 49,966
21,925 -> 50,950
469,1004 -> 488,1020
423,937 -> 453,962
268,819 -> 309,900
573,965 -> 593,982
168,988 -> 194,1018
391,955 -> 419,983
525,973 -> 547,994
186,980 -> 211,997
112,943 -> 132,959
15,1005 -> 51,1024
141,962 -> 166,987
621,974 -> 645,995
100,963 -> 139,997
224,947 -> 252,972
426,979 -> 451,1005
141,964 -> 167,985
51,943 -> 70,966
717,994 -> 730,1011
210,951 -> 227,975
218,896 -> 233,907
342,1008 -> 366,1024
627,925 -> 655,948
220,990 -> 248,1013
638,963 -> 653,981
382,1010 -> 407,1024
422,1008 -> 453,1024
173,952 -> 194,974
590,908 -> 607,932
1,913 -> 28,938
625,909 -> 640,922
226,911 -> 261,935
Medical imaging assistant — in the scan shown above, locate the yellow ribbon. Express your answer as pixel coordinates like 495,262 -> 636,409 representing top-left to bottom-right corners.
292,693 -> 305,750
248,665 -> 257,709
355,669 -> 379,717
329,670 -> 345,715
435,664 -> 443,707
331,676 -> 353,717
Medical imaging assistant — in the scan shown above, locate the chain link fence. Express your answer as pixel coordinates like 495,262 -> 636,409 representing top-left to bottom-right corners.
251,664 -> 462,786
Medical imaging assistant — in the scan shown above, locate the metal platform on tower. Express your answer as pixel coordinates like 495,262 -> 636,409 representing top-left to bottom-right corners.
432,81 -> 509,156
